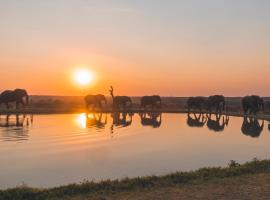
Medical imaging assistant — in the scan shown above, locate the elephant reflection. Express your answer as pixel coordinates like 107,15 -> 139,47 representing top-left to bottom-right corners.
0,114 -> 33,141
206,114 -> 229,132
139,112 -> 162,128
186,112 -> 206,128
86,113 -> 107,130
241,117 -> 264,138
0,114 -> 33,128
111,112 -> 133,128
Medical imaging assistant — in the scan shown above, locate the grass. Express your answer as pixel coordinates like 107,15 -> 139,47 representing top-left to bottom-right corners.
1,159 -> 270,200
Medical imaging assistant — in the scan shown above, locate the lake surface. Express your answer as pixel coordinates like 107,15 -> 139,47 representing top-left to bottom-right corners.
0,113 -> 269,189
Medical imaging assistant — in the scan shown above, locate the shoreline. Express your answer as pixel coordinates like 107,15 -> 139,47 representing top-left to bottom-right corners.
0,108 -> 269,120
1,159 -> 270,200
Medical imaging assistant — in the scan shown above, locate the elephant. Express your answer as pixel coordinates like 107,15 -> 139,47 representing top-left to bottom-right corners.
206,95 -> 225,113
109,86 -> 132,110
187,96 -> 207,113
242,95 -> 264,115
241,117 -> 264,138
186,112 -> 206,128
85,94 -> 107,110
139,112 -> 162,128
0,89 -> 29,109
86,113 -> 107,130
140,95 -> 161,109
206,114 -> 229,132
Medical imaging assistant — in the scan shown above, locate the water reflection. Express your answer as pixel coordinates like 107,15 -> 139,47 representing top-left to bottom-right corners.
76,113 -> 108,130
241,117 -> 264,138
111,112 -> 133,128
0,114 -> 33,142
186,112 -> 229,132
186,113 -> 206,128
76,113 -> 87,129
206,114 -> 229,132
2,113 -> 267,143
110,112 -> 133,135
139,112 -> 162,128
86,113 -> 107,130
2,113 -> 270,189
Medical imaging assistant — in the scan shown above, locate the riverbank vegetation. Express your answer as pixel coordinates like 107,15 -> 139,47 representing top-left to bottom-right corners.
1,159 -> 270,200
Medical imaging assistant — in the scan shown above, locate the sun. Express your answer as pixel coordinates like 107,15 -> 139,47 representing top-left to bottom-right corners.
74,68 -> 94,86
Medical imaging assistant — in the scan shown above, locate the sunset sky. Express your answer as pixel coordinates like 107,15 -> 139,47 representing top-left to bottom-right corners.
0,0 -> 269,96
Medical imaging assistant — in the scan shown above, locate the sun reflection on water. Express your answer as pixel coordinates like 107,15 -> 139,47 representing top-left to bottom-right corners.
75,113 -> 87,129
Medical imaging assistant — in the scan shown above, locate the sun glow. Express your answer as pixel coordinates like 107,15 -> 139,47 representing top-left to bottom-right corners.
76,113 -> 87,129
74,68 -> 94,86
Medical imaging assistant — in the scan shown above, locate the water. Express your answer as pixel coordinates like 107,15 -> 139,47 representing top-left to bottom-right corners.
0,113 -> 269,189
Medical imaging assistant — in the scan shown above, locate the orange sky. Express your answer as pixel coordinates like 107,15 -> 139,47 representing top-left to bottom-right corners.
0,1 -> 270,96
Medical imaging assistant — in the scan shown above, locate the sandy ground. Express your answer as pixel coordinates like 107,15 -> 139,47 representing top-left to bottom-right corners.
67,173 -> 270,200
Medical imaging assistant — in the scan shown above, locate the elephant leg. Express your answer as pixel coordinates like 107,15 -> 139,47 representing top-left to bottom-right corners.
93,104 -> 97,111
208,106 -> 211,113
6,115 -> 9,126
18,99 -> 24,109
99,102 -> 102,110
6,102 -> 9,109
21,99 -> 25,106
243,107 -> 247,115
16,101 -> 20,109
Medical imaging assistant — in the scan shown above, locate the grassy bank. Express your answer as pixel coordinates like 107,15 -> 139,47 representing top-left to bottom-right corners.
1,159 -> 270,200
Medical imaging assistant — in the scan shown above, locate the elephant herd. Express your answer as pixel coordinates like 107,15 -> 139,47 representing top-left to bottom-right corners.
85,86 -> 161,111
85,91 -> 265,116
187,95 -> 265,115
0,88 -> 266,118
